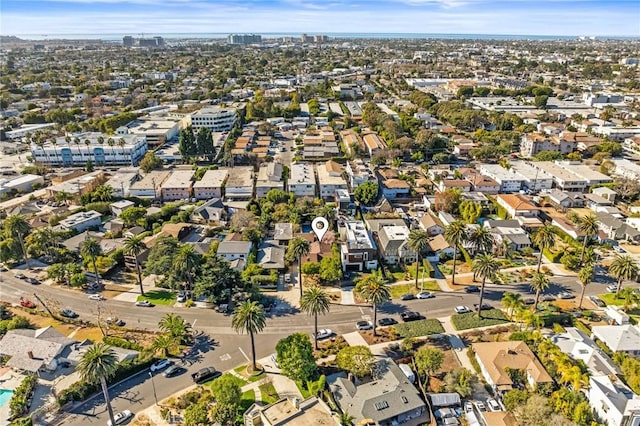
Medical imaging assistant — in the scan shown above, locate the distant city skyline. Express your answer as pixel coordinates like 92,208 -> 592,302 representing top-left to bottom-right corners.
1,0 -> 639,37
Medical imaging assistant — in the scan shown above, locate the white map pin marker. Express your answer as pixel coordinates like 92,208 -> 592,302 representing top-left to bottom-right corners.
311,217 -> 329,242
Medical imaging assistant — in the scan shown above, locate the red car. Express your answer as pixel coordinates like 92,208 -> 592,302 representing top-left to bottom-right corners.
19,297 -> 36,309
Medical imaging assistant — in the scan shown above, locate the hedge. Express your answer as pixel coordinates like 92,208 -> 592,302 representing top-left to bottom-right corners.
537,312 -> 573,327
103,336 -> 144,351
543,248 -> 562,263
9,374 -> 37,420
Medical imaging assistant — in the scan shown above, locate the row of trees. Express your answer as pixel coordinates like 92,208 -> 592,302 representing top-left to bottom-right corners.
178,126 -> 217,162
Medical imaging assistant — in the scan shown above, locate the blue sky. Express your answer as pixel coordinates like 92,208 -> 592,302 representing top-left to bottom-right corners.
1,0 -> 638,37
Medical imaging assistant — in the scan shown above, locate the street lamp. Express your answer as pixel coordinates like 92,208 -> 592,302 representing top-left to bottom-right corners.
148,372 -> 158,406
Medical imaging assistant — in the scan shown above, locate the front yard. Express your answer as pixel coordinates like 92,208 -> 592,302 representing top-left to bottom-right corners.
137,289 -> 176,306
451,309 -> 510,330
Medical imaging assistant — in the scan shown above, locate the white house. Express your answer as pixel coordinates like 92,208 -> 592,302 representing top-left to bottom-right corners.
57,210 -> 102,232
592,324 -> 640,356
588,375 -> 640,426
289,163 -> 316,198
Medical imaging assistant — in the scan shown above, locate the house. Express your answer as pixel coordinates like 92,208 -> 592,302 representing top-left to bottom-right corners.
481,412 -> 518,426
256,162 -> 284,198
551,216 -> 583,239
345,159 -> 377,189
160,170 -> 194,201
193,169 -> 228,200
592,186 -> 617,203
273,223 -> 294,246
216,240 -> 252,270
548,190 -> 585,209
473,341 -> 553,394
437,179 -> 472,193
588,375 -> 640,426
110,199 -> 135,217
191,198 -> 227,224
328,358 -> 429,426
550,327 -> 619,377
56,210 -> 102,233
484,219 -> 532,251
317,161 -> 348,201
257,241 -> 286,271
591,325 -> 640,356
597,212 -> 640,243
380,179 -> 411,199
520,133 -> 576,157
426,234 -> 455,262
419,212 -> 445,236
495,194 -> 540,218
244,397 -> 336,426
339,220 -> 378,272
362,132 -> 387,156
377,224 -> 416,265
468,174 -> 501,194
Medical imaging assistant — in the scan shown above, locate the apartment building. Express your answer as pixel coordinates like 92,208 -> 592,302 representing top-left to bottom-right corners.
345,159 -> 376,189
316,160 -> 348,201
255,162 -> 284,198
339,220 -> 378,272
520,133 -> 576,157
160,170 -> 194,201
31,133 -> 147,167
46,171 -> 106,200
193,169 -> 228,200
479,164 -> 523,193
508,161 -> 554,192
129,170 -> 171,199
225,166 -> 254,200
289,163 -> 316,198
529,162 -> 588,192
116,116 -> 180,147
190,106 -> 237,132
611,159 -> 640,181
340,130 -> 363,155
105,170 -> 139,198
0,174 -> 44,197
378,224 -> 416,265
57,210 -> 102,233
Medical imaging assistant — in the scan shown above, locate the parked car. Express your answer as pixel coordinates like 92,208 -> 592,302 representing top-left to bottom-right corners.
284,273 -> 292,283
400,311 -> 421,322
416,291 -> 435,299
607,285 -> 618,293
60,309 -> 78,318
378,317 -> 397,326
14,273 -> 27,280
135,300 -> 154,307
162,364 -> 183,378
557,292 -> 575,299
487,398 -> 501,412
400,293 -> 416,300
473,303 -> 492,311
454,306 -> 471,314
88,294 -> 105,301
19,297 -> 36,309
589,295 -> 606,307
106,317 -> 125,326
464,401 -> 474,413
541,294 -> 555,302
356,321 -> 373,330
25,277 -> 40,285
314,329 -> 333,340
465,286 -> 480,293
176,292 -> 187,303
192,366 -> 221,383
150,359 -> 173,372
523,298 -> 535,305
475,401 -> 487,412
107,410 -> 133,426
614,246 -> 626,253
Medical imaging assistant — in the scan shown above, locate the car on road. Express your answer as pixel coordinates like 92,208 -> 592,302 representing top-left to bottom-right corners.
487,398 -> 501,412
465,286 -> 480,293
378,317 -> 397,327
473,303 -> 492,311
400,311 -> 422,322
192,366 -> 221,384
88,294 -> 105,301
150,359 -> 173,372
0,265 -> 7,272
614,246 -> 626,253
475,401 -> 487,412
416,291 -> 435,299
356,320 -> 373,330
106,317 -> 125,326
589,295 -> 606,307
607,285 -> 618,293
135,300 -> 154,307
107,409 -> 133,426
60,309 -> 78,319
162,364 -> 183,378
540,294 -> 555,302
14,273 -> 27,280
400,293 -> 416,300
557,292 -> 575,299
454,306 -> 471,314
25,277 -> 40,285
314,329 -> 333,340
19,297 -> 36,309
523,298 -> 535,305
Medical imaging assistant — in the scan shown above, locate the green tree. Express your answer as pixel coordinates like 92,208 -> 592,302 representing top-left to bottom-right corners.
287,237 -> 310,298
158,313 -> 193,345
459,200 -> 482,224
119,206 -> 147,227
501,292 -> 525,320
139,152 -> 163,173
93,185 -> 113,202
178,127 -> 197,162
338,411 -> 355,426
576,213 -> 599,264
414,346 -> 444,379
532,272 -> 550,310
123,234 -> 147,296
173,244 -> 201,292
210,374 -> 241,406
275,333 -> 318,383
196,127 -> 215,161
467,226 -> 493,257
503,389 -> 530,411
444,221 -> 467,285
353,181 -> 378,206
77,343 -> 118,426
80,238 -> 103,287
533,224 -> 555,274
354,271 -> 390,337
443,368 -> 477,398
232,301 -> 266,371
471,254 -> 499,316
183,400 -> 210,426
3,215 -> 31,268
577,263 -> 594,309
336,345 -> 375,378
407,230 -> 430,289
300,286 -> 330,350
609,254 -> 639,296
151,333 -> 177,358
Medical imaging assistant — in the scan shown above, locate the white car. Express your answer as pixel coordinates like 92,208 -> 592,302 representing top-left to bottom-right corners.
475,401 -> 487,412
314,329 -> 333,340
356,321 -> 373,330
416,291 -> 435,299
135,300 -> 154,307
487,398 -> 501,412
607,285 -> 618,293
454,306 -> 471,314
107,409 -> 133,426
464,401 -> 474,413
150,359 -> 173,372
88,294 -> 105,301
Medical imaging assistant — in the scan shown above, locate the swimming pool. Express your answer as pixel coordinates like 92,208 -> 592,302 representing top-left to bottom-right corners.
0,389 -> 14,407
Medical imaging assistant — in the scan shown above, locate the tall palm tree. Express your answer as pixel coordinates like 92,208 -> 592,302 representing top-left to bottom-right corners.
578,263 -> 594,309
300,286 -> 330,350
107,137 -> 115,163
124,235 -> 147,296
151,334 -> 176,358
467,226 -> 493,256
501,292 -> 524,320
3,215 -> 31,268
287,237 -> 310,298
619,287 -> 640,312
173,244 -> 201,293
471,254 -> 499,316
531,272 -> 550,310
80,238 -> 103,287
577,214 -> 600,264
232,300 -> 266,371
444,221 -> 467,285
118,138 -> 126,164
354,271 -> 390,337
158,313 -> 193,345
407,230 -> 430,289
93,185 -> 113,202
533,224 -> 555,273
25,227 -> 57,258
609,254 -> 639,296
73,136 -> 81,162
77,343 -> 118,426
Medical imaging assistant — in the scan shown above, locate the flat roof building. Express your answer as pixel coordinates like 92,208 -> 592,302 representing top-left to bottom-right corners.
256,162 -> 284,198
190,106 -> 237,132
193,169 -> 228,200
316,160 -> 348,201
225,166 -> 254,200
129,170 -> 171,199
289,163 -> 316,198
116,116 -> 181,147
160,170 -> 194,201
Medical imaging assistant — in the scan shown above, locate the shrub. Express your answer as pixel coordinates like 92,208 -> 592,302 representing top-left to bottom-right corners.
9,374 -> 37,420
103,336 -> 143,351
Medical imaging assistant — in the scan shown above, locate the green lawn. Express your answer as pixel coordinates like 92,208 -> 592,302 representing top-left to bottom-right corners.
451,309 -> 510,330
136,290 -> 175,306
259,382 -> 280,405
599,293 -> 640,323
393,319 -> 444,338
234,364 -> 266,383
389,281 -> 439,298
240,389 -> 256,412
208,373 -> 246,389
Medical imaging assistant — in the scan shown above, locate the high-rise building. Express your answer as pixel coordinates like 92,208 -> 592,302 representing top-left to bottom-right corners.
123,36 -> 134,47
227,34 -> 262,45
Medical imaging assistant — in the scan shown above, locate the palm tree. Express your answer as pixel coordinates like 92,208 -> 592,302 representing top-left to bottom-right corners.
80,238 -> 103,287
158,313 -> 193,345
501,292 -> 524,320
471,254 -> 499,316
407,230 -> 430,289
107,137 -> 115,163
577,214 -> 600,264
151,334 -> 176,358
25,227 -> 57,258
172,244 -> 201,293
232,301 -> 266,371
73,136 -> 81,162
531,272 -> 550,310
354,271 -> 390,337
287,237 -> 310,298
619,287 -> 640,312
533,224 -> 555,273
124,235 -> 147,296
300,286 -> 330,350
444,221 -> 467,285
577,263 -> 594,309
77,343 -> 118,426
338,411 -> 355,426
3,215 -> 31,268
118,138 -> 126,164
609,254 -> 639,296
93,185 -> 113,202
467,226 -> 493,256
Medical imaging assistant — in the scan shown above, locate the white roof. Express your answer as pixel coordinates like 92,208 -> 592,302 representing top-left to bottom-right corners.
592,324 -> 640,352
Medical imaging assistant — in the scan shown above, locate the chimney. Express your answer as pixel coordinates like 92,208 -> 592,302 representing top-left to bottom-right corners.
27,351 -> 34,359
